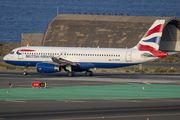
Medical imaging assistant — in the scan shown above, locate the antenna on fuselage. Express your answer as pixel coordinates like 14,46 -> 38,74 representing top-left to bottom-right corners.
27,44 -> 29,47
97,46 -> 99,48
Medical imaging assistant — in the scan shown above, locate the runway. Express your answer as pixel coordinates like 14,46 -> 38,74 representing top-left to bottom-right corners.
0,71 -> 180,120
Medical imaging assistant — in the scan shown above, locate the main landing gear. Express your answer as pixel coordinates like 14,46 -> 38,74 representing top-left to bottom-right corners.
85,71 -> 93,76
67,71 -> 75,77
67,71 -> 93,77
23,66 -> 28,75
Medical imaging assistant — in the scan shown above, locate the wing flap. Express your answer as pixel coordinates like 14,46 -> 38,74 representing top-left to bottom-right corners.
52,57 -> 78,66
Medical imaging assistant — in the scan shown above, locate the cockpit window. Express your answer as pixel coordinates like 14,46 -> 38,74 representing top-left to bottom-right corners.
10,51 -> 14,54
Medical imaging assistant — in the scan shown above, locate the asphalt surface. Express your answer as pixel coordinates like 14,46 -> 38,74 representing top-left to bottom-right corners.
1,99 -> 180,120
0,71 -> 180,120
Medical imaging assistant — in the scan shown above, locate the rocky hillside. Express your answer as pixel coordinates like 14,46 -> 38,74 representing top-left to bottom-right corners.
0,42 -> 21,56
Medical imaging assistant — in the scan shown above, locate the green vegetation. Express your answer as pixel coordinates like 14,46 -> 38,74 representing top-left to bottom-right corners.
92,66 -> 180,74
153,54 -> 180,63
0,63 -> 36,71
6,64 -> 16,70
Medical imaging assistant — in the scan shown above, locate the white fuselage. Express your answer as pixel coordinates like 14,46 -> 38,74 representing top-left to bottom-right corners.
3,46 -> 157,68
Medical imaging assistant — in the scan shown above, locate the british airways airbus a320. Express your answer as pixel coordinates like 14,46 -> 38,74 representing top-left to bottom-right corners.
3,20 -> 175,77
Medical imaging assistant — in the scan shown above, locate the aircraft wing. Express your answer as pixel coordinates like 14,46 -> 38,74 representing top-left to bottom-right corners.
51,57 -> 79,66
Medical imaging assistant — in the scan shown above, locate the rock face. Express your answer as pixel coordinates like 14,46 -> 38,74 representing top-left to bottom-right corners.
0,42 -> 20,55
21,33 -> 43,47
41,14 -> 180,51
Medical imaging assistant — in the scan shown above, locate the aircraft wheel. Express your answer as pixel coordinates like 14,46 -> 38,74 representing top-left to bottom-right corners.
23,71 -> 28,75
85,71 -> 93,76
67,71 -> 75,77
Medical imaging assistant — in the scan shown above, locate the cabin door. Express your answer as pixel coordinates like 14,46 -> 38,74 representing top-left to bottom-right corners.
18,53 -> 23,59
126,51 -> 132,62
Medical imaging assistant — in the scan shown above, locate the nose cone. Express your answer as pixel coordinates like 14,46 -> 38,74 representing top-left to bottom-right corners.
3,55 -> 8,62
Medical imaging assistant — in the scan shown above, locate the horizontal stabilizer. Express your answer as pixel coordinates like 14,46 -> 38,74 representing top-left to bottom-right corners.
167,52 -> 178,56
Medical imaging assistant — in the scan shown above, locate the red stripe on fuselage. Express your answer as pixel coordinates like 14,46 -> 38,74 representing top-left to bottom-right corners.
144,24 -> 164,38
19,49 -> 35,52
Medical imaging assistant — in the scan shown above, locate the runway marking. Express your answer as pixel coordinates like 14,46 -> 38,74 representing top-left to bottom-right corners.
141,81 -> 151,84
1,107 -> 180,117
4,100 -> 26,103
18,85 -> 30,86
148,98 -> 180,102
50,113 -> 180,120
57,100 -> 86,103
50,84 -> 70,86
106,99 -> 143,102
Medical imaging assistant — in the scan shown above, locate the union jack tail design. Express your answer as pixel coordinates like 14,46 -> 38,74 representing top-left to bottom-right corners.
136,20 -> 165,51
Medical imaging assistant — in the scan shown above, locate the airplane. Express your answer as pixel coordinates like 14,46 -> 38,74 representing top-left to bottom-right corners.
3,19 -> 176,77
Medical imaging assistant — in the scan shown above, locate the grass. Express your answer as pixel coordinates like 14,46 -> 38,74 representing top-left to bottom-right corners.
91,66 -> 180,74
153,54 -> 180,63
0,63 -> 36,71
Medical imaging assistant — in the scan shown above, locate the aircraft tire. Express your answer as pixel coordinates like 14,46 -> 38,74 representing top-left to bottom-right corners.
85,71 -> 93,76
67,71 -> 75,77
23,71 -> 28,75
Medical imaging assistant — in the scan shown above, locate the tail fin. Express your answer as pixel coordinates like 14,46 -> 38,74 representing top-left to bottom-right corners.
136,20 -> 165,51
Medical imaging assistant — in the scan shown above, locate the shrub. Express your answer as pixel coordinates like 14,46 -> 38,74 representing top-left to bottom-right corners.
155,67 -> 167,73
6,65 -> 16,70
101,69 -> 107,73
168,69 -> 175,73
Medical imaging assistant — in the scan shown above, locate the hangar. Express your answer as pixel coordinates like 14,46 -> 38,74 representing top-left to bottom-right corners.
22,14 -> 180,52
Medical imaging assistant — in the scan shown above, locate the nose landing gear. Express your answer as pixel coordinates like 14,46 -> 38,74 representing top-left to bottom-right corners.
23,66 -> 28,75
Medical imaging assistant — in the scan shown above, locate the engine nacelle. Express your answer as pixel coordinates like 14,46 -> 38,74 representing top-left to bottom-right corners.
36,63 -> 60,73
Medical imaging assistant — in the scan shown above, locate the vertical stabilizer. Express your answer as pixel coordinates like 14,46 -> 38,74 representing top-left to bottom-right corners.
136,20 -> 165,51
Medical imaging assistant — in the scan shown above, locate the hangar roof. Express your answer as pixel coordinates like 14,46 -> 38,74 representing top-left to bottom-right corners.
42,14 -> 180,51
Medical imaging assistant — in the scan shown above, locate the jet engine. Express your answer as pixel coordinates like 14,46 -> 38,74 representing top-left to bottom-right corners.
36,63 -> 60,73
